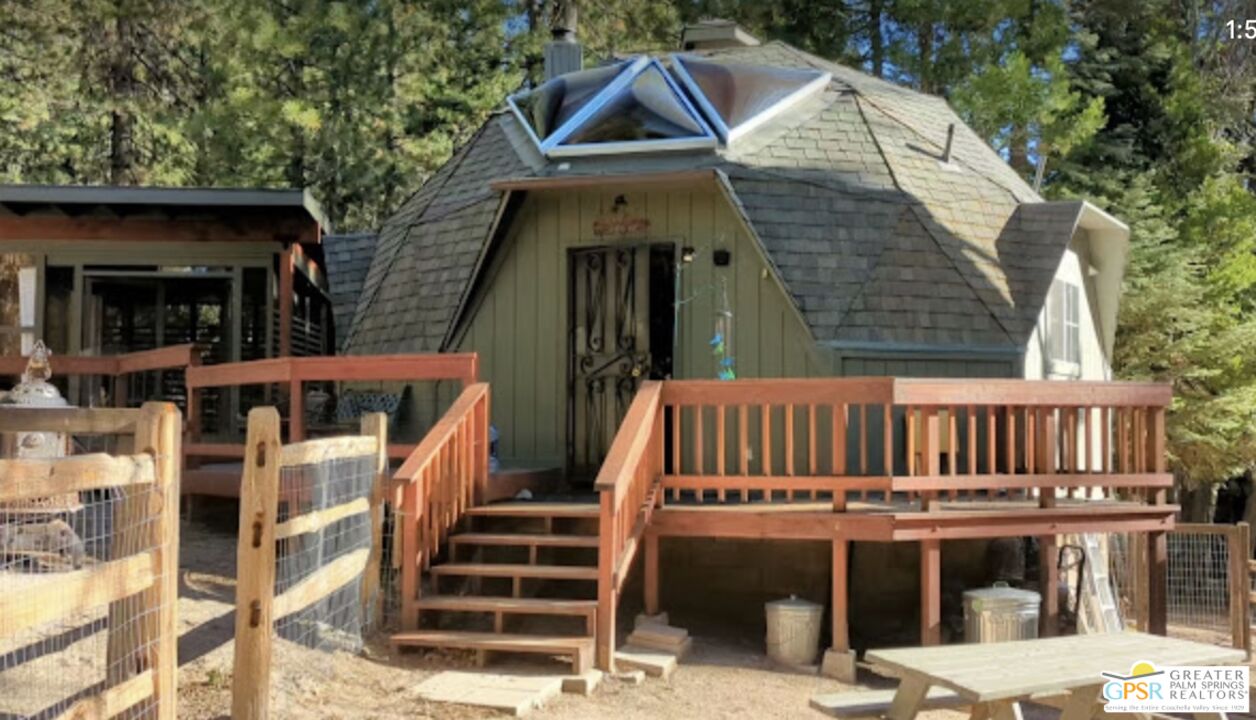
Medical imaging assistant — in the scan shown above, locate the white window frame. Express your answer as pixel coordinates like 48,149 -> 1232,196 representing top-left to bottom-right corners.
670,54 -> 831,146
1046,278 -> 1081,376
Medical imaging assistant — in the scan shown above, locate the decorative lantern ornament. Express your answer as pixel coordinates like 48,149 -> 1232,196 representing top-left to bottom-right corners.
1,340 -> 82,514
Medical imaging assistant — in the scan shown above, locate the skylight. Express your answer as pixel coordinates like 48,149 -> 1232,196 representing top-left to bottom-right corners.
508,57 -> 718,158
506,54 -> 830,157
551,60 -> 717,156
670,56 -> 831,145
509,61 -> 630,147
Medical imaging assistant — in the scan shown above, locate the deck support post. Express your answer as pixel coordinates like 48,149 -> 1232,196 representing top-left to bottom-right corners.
832,537 -> 849,652
644,531 -> 659,616
822,536 -> 856,682
920,538 -> 941,645
1039,535 -> 1059,637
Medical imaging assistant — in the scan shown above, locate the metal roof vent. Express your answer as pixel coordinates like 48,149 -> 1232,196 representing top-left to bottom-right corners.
681,20 -> 760,51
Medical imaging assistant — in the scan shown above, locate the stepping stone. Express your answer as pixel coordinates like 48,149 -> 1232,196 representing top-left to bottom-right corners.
627,622 -> 691,655
415,670 -> 564,717
614,644 -> 679,679
561,669 -> 603,696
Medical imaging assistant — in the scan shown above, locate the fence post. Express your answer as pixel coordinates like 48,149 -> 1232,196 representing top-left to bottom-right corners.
1230,523 -> 1251,656
361,412 -> 388,633
232,408 -> 282,720
148,403 -> 180,720
105,402 -> 179,719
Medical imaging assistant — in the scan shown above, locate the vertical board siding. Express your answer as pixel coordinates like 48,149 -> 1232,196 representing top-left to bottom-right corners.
453,188 -> 818,467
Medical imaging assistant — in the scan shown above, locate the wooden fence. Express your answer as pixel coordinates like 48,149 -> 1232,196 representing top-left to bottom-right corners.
0,402 -> 181,719
231,407 -> 388,720
1110,523 -> 1251,654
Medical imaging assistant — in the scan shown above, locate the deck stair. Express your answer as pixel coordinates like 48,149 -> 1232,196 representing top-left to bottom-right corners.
391,500 -> 601,673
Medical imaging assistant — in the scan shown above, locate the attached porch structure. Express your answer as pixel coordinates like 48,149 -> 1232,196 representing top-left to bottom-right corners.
593,378 -> 1173,670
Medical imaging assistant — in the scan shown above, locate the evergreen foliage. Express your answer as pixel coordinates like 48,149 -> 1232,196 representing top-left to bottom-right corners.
0,0 -> 1252,500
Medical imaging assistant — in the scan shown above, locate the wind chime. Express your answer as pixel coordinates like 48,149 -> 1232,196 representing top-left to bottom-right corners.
710,276 -> 736,380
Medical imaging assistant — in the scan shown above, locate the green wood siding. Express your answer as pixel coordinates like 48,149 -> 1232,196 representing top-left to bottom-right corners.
451,187 -> 821,467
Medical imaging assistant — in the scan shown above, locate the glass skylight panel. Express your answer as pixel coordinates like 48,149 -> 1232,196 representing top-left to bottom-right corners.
671,56 -> 831,144
508,61 -> 630,146
555,61 -> 715,151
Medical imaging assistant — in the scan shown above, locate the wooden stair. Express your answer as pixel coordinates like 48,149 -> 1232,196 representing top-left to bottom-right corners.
391,631 -> 594,674
450,532 -> 599,549
429,563 -> 597,581
393,501 -> 601,672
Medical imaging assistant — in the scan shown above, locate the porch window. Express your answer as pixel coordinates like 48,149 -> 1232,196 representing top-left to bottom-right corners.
1046,279 -> 1081,368
0,254 -> 37,355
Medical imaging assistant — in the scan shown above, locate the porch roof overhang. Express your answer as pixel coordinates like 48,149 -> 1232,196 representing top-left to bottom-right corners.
1074,200 -> 1130,361
0,185 -> 327,245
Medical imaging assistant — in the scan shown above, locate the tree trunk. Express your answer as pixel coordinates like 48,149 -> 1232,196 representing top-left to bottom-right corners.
1242,475 -> 1256,556
917,21 -> 934,93
108,8 -> 137,185
1009,125 -> 1032,177
869,0 -> 884,77
1179,483 -> 1215,523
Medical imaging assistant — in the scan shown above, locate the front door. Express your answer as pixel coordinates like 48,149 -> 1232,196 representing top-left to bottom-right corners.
567,244 -> 675,478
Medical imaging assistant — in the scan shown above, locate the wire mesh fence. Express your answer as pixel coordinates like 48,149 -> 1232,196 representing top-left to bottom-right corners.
273,455 -> 375,654
0,405 -> 179,720
1107,524 -> 1249,650
232,409 -> 386,719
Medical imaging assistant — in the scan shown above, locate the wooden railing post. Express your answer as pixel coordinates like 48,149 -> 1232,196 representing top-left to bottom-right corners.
232,408 -> 281,720
361,412 -> 388,632
597,489 -> 616,671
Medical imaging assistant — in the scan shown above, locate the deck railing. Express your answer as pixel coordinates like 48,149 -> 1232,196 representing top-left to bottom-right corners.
594,381 -> 664,669
184,353 -> 479,464
390,382 -> 490,631
657,378 -> 1173,507
0,344 -> 200,409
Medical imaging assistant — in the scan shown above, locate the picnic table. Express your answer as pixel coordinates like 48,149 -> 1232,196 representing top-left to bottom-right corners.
855,633 -> 1246,720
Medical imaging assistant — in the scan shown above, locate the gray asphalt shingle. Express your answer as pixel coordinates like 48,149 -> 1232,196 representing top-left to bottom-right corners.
338,40 -> 1088,356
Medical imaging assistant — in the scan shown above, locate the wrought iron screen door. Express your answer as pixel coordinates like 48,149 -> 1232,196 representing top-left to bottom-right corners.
567,244 -> 673,477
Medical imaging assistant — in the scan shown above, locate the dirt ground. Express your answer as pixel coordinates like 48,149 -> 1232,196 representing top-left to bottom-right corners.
175,501 -> 964,719
173,503 -> 1250,719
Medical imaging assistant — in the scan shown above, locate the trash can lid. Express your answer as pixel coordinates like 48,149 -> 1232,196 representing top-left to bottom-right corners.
963,585 -> 1041,608
766,594 -> 822,611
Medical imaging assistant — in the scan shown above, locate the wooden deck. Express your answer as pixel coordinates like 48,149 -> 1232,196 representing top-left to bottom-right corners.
593,377 -> 1176,670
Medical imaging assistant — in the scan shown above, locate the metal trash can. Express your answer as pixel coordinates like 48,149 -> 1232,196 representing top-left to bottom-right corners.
765,595 -> 823,666
963,582 -> 1040,643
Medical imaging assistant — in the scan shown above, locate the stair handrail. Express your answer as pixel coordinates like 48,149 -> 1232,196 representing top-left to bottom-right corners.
391,382 -> 491,630
593,380 -> 664,670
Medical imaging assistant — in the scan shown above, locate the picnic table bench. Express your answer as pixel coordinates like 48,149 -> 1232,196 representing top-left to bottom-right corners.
814,632 -> 1247,720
